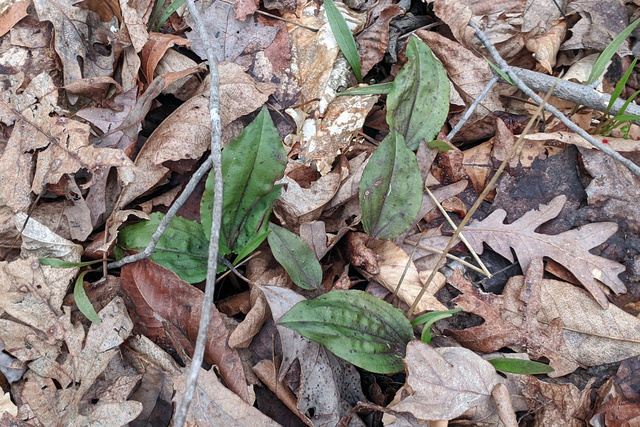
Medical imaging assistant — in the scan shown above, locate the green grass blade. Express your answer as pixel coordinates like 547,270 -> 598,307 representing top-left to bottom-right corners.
155,0 -> 185,32
587,18 -> 640,85
605,58 -> 637,115
488,358 -> 554,375
324,0 -> 362,82
486,58 -> 515,86
617,89 -> 640,115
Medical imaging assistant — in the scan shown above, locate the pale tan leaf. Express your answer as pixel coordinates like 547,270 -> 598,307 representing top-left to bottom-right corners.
503,275 -> 640,369
173,368 -> 280,426
219,61 -> 275,127
525,20 -> 568,73
463,195 -> 626,308
367,239 -> 447,312
390,341 -> 502,421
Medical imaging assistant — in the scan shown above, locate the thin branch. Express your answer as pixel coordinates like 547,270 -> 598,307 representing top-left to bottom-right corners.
424,187 -> 491,277
505,66 -> 640,124
172,0 -> 224,426
447,75 -> 499,140
468,20 -> 640,178
407,78 -> 556,317
106,156 -> 212,269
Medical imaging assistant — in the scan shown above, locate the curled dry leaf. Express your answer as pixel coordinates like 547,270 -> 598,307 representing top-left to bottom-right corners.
389,341 -> 503,422
120,258 -> 251,404
141,32 -> 192,84
348,234 -> 447,313
525,19 -> 568,73
464,195 -> 626,308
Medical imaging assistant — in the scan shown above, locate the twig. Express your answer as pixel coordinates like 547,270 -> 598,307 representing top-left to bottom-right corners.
172,0 -> 224,426
402,238 -> 488,276
468,20 -> 640,178
106,156 -> 213,269
505,66 -> 640,124
407,77 -> 557,317
424,187 -> 490,277
447,75 -> 499,140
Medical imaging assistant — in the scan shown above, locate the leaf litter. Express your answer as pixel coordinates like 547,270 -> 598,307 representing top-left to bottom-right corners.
0,0 -> 640,425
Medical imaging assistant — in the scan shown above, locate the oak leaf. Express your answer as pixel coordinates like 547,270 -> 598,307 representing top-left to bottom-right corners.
463,195 -> 626,308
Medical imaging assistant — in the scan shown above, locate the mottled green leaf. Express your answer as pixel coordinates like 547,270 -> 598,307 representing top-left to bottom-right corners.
428,139 -> 454,152
488,358 -> 555,375
40,258 -> 103,268
268,223 -> 322,290
278,290 -> 413,373
201,107 -> 286,252
387,36 -> 449,150
324,0 -> 362,82
360,131 -> 422,240
117,212 -> 209,283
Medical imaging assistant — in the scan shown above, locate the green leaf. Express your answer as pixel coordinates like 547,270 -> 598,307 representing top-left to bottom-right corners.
486,58 -> 515,86
605,58 -> 637,115
267,223 -> 322,290
411,308 -> 461,344
278,290 -> 413,373
387,36 -> 449,150
428,139 -> 454,152
117,212 -> 209,283
40,258 -> 103,268
337,82 -> 393,96
488,358 -> 555,375
234,229 -> 271,266
201,107 -> 286,252
588,18 -> 640,85
154,0 -> 185,31
74,270 -> 100,324
324,0 -> 362,82
360,131 -> 423,240
612,114 -> 640,122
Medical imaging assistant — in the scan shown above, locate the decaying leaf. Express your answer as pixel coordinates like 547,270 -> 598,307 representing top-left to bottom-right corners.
448,267 -> 579,377
464,195 -> 626,308
389,341 -> 503,421
120,258 -> 251,403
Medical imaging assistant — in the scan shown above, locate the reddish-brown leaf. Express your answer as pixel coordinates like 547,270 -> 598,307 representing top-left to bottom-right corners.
120,258 -> 250,403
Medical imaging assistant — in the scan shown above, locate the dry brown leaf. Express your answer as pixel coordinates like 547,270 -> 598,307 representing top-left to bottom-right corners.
0,1 -> 29,38
219,61 -> 275,128
141,32 -> 192,84
75,0 -> 122,23
120,258 -> 251,404
525,19 -> 568,73
502,274 -> 640,370
120,0 -> 148,52
579,147 -> 640,232
155,49 -> 202,100
185,0 -> 279,63
525,131 -> 640,152
389,341 -> 503,421
356,4 -> 403,76
448,265 -> 579,377
522,0 -> 566,35
173,367 -> 280,426
464,195 -> 626,308
228,287 -> 268,349
522,375 -> 593,427
33,0 -> 115,104
563,0 -> 631,53
274,167 -> 342,226
359,237 -> 448,313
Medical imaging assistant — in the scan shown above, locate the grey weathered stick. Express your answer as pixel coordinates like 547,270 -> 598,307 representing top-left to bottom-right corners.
447,74 -> 499,140
173,0 -> 224,425
508,66 -> 640,125
468,20 -> 640,178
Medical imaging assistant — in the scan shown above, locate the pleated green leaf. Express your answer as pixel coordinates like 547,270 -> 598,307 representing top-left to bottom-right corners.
278,290 -> 413,373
